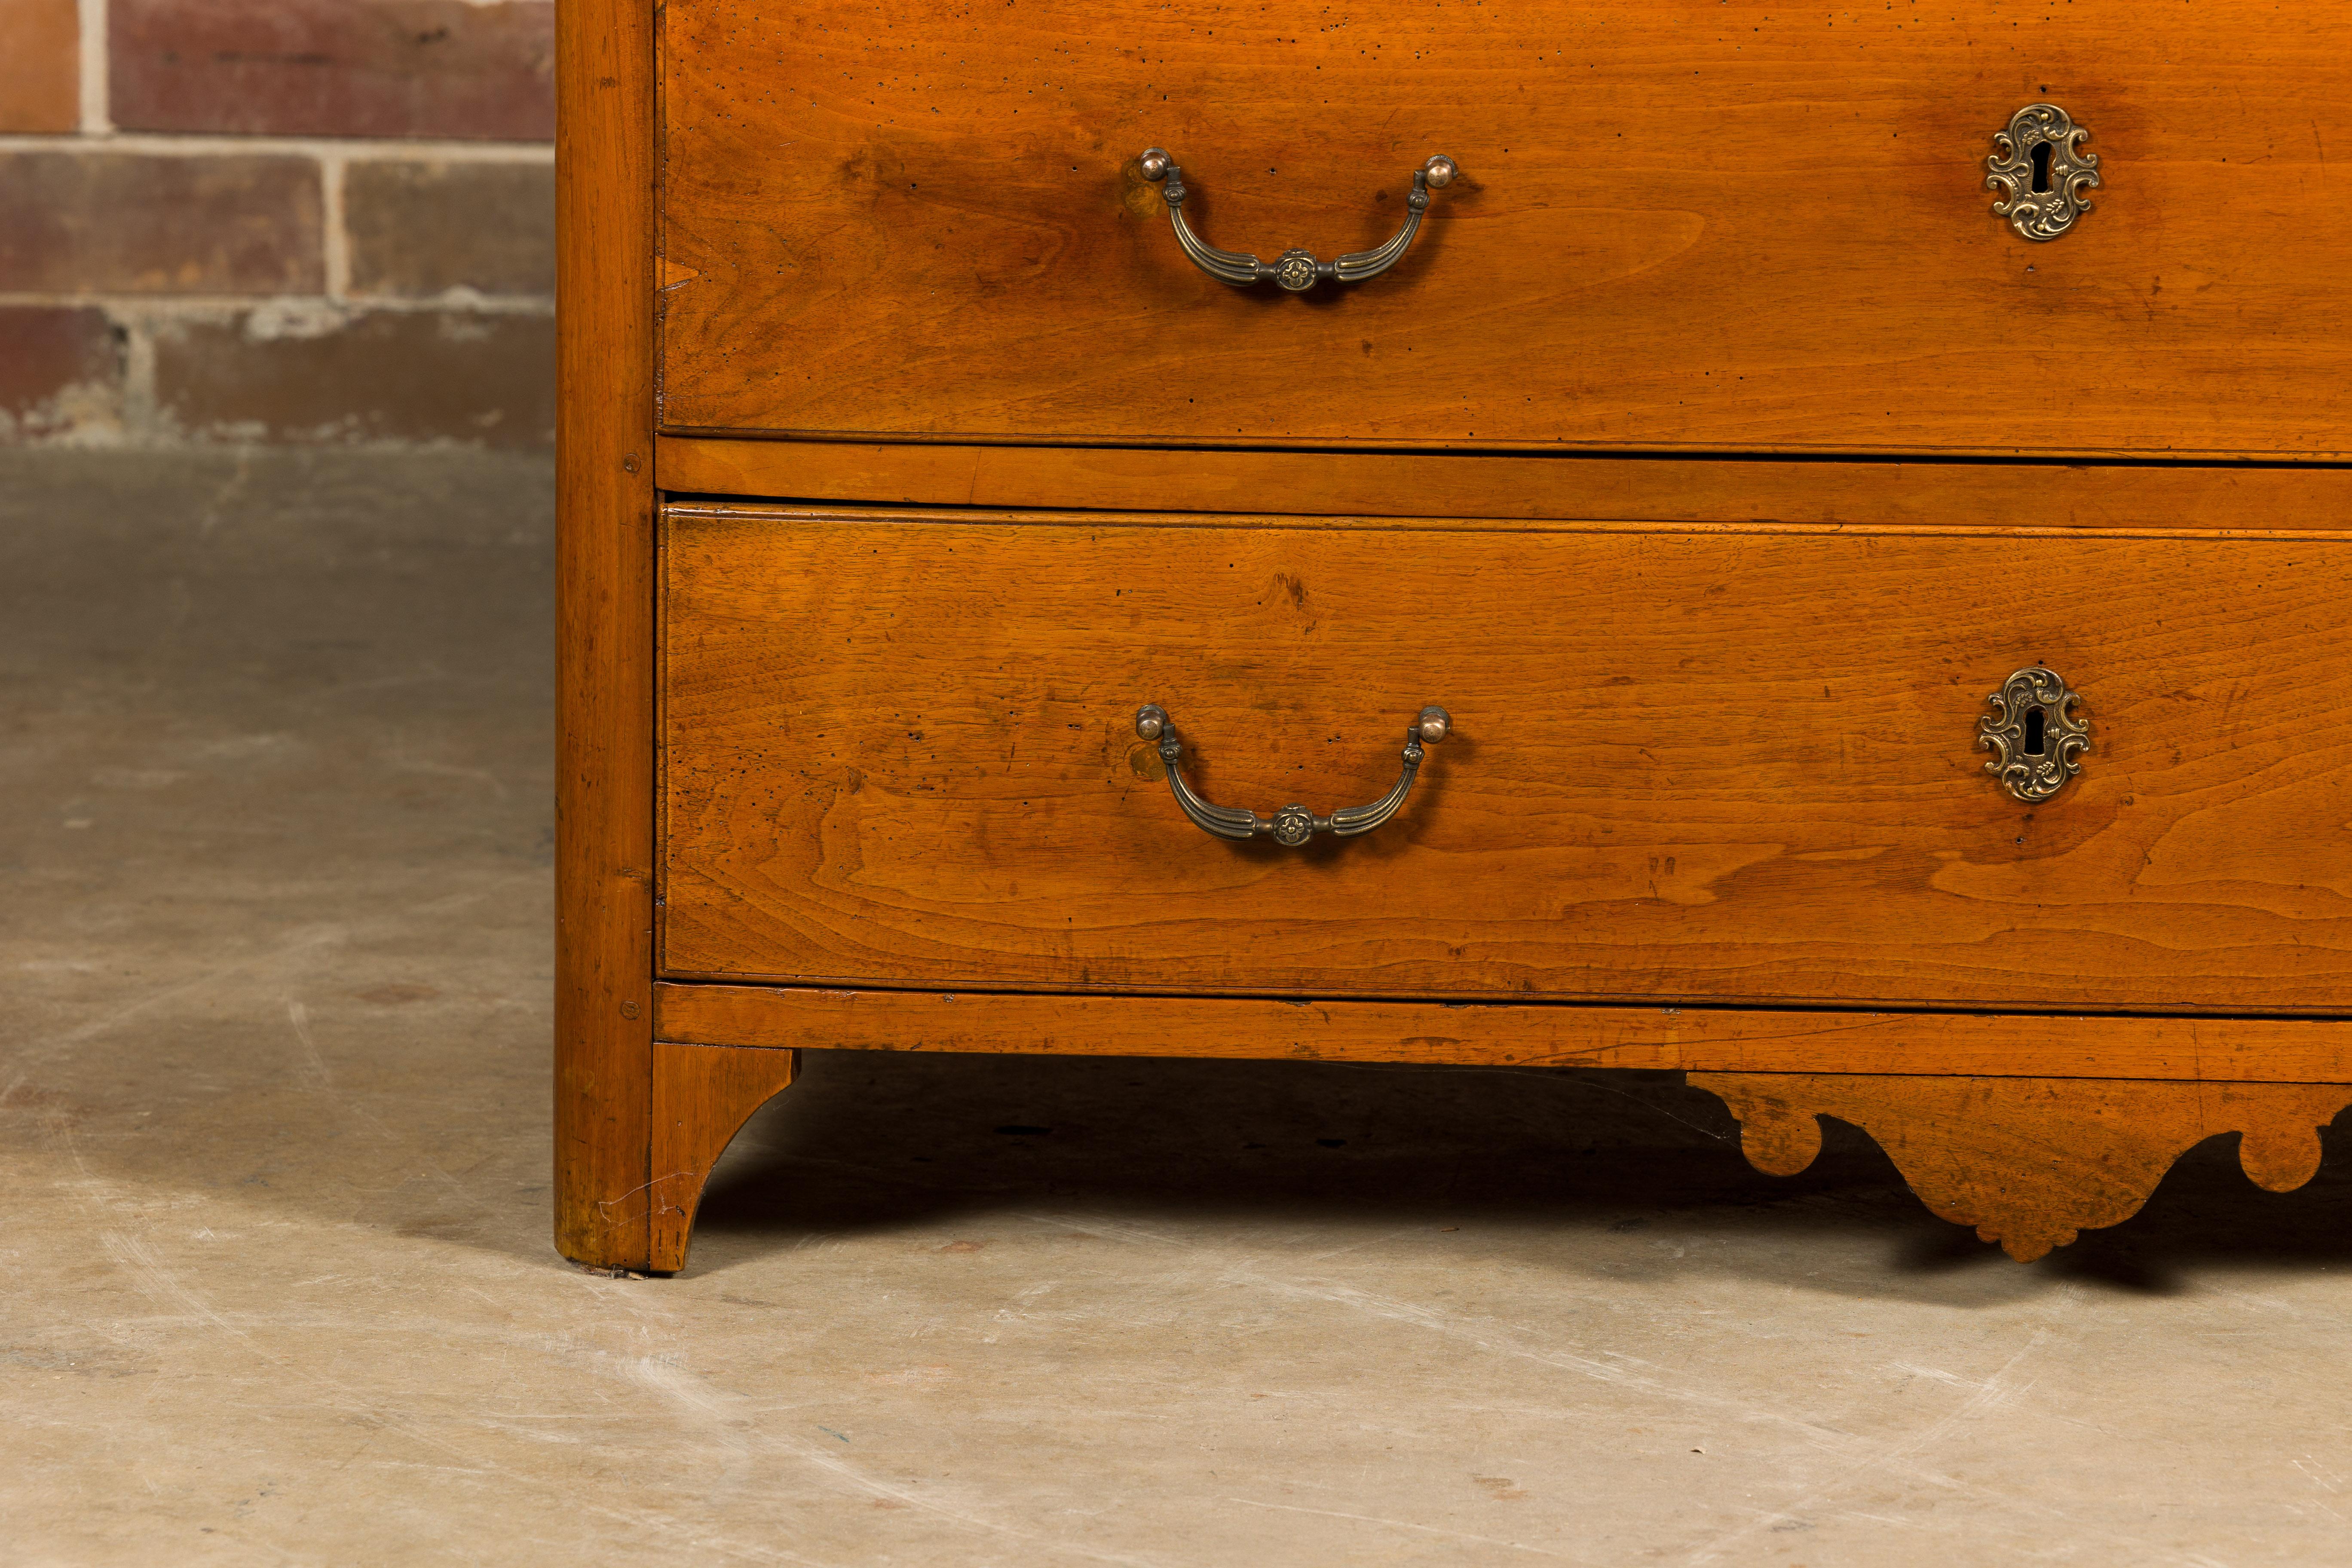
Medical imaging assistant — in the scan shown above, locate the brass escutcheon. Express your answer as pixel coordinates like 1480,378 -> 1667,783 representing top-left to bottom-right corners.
1988,104 -> 2101,242
1978,666 -> 2089,803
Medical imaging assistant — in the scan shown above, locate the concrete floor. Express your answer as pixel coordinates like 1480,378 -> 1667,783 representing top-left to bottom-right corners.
6,450 -> 2352,1566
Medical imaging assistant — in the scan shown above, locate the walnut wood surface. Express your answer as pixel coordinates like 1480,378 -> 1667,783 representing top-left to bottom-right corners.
659,438 -> 2352,532
649,1040 -> 799,1274
554,0 -> 658,1269
661,0 -> 2352,457
655,984 -> 2352,1084
1695,1072 -> 2352,1260
662,505 -> 2352,1010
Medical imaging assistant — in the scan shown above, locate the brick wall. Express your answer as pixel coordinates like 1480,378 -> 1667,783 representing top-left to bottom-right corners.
0,0 -> 554,447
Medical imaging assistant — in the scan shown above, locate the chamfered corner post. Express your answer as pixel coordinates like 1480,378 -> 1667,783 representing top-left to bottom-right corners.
554,0 -> 659,1269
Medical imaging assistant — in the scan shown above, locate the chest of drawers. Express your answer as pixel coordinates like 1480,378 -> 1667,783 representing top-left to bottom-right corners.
557,0 -> 2352,1271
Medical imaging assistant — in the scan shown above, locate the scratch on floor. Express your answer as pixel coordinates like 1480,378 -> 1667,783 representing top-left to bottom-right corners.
100,1231 -> 245,1337
1226,1497 -> 1586,1560
1679,1331 -> 2064,1567
384,729 -> 511,799
285,995 -> 331,1088
1016,1206 -> 2179,1552
1,924 -> 351,1103
626,1354 -> 1175,1568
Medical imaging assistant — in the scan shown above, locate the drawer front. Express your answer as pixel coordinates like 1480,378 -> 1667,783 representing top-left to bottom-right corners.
662,0 -> 2352,457
661,505 -> 2352,1011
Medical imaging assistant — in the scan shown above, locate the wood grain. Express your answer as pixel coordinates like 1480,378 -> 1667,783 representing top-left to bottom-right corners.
662,505 -> 2352,1011
661,0 -> 2352,457
1694,1072 -> 2352,1260
658,438 -> 2352,532
554,0 -> 659,1269
655,983 -> 2352,1085
649,1040 -> 799,1273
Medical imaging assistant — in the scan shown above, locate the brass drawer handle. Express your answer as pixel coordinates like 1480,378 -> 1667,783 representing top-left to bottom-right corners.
1136,149 -> 1458,293
1134,704 -> 1450,847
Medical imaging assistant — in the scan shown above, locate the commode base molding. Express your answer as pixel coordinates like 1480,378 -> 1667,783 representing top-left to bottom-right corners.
629,986 -> 2352,1271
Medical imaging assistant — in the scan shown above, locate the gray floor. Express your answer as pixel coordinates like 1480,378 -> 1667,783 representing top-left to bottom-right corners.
6,450 -> 2352,1566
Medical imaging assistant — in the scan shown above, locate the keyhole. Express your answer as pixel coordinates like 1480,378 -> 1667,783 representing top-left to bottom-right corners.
2030,141 -> 2054,194
2024,705 -> 2047,756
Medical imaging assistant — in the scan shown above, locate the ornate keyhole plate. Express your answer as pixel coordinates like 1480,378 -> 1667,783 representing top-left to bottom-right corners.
1978,666 -> 2089,803
1988,104 -> 2100,242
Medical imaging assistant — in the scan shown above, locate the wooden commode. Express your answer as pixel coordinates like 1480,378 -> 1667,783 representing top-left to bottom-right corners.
558,0 -> 2352,1270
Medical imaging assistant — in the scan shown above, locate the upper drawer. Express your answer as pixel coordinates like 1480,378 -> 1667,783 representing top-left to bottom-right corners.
661,0 -> 2352,458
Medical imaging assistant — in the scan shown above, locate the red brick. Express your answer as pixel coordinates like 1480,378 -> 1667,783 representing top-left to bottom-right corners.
345,160 -> 553,298
0,152 -> 323,295
0,0 -> 80,133
110,0 -> 553,141
0,308 -> 124,439
154,308 -> 554,447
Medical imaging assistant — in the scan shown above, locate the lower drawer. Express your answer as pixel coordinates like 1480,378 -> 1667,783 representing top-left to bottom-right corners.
660,504 -> 2352,1011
